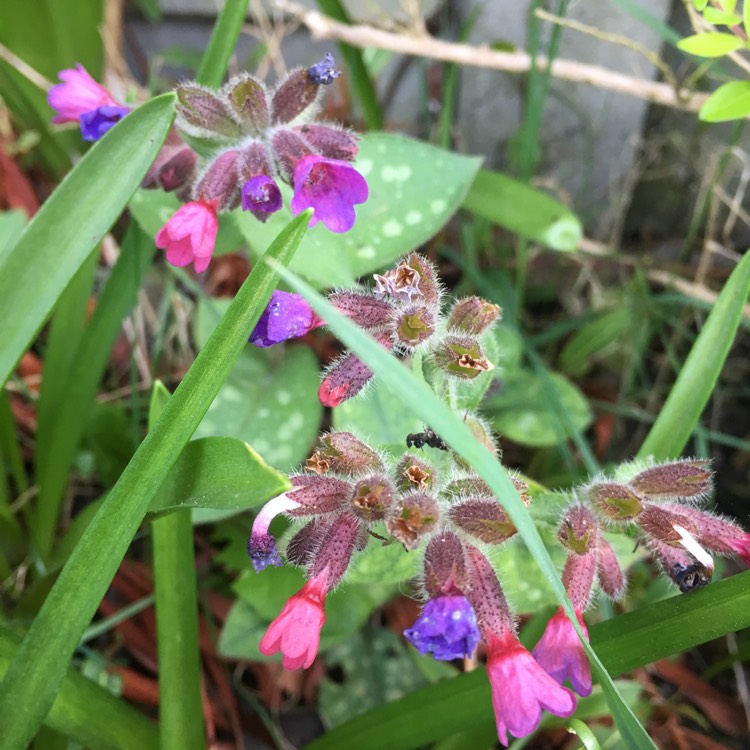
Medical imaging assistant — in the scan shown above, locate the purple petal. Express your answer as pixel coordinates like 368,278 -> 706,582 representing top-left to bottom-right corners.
80,105 -> 130,141
404,595 -> 479,661
241,175 -> 283,214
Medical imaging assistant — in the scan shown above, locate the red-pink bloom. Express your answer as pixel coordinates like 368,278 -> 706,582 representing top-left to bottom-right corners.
728,534 -> 750,567
532,607 -> 592,697
487,630 -> 576,746
155,200 -> 219,273
259,569 -> 328,670
48,64 -> 117,124
290,154 -> 368,233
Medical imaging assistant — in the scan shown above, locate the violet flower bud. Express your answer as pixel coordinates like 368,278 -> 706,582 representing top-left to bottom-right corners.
80,105 -> 130,141
250,290 -> 323,348
404,595 -> 480,661
307,53 -> 342,85
241,175 -> 282,218
247,490 -> 302,572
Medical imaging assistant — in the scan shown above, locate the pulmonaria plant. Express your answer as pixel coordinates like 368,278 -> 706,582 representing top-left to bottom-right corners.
149,53 -> 368,273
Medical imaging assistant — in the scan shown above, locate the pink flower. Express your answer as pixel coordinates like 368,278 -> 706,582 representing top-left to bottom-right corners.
486,630 -> 576,747
290,154 -> 368,233
728,534 -> 750,567
532,607 -> 592,697
155,200 -> 219,273
259,569 -> 329,670
48,64 -> 117,124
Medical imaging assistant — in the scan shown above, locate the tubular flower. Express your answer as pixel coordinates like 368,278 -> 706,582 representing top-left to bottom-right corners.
79,105 -> 130,141
241,175 -> 283,215
250,290 -> 324,348
532,607 -> 592,697
727,534 -> 750,567
486,629 -> 577,747
259,568 -> 329,670
155,200 -> 219,273
290,154 -> 368,233
404,594 -> 479,661
247,491 -> 302,572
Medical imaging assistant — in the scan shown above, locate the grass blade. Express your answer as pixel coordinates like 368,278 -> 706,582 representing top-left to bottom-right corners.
196,0 -> 249,88
0,93 -> 176,387
638,251 -> 750,460
0,212 -> 310,748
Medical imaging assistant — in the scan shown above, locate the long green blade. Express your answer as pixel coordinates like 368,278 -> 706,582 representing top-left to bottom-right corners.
0,212 -> 310,749
196,0 -> 249,88
0,93 -> 175,387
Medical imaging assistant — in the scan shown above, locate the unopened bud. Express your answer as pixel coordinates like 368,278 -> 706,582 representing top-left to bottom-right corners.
352,474 -> 395,522
308,432 -> 384,476
660,503 -> 750,560
176,84 -> 241,139
637,503 -> 697,547
465,545 -> 515,638
225,73 -> 269,135
193,149 -> 241,210
386,492 -> 440,550
423,532 -> 467,596
395,305 -> 435,348
447,296 -> 502,335
142,129 -> 197,192
561,550 -> 597,610
588,482 -> 643,521
287,474 -> 353,515
271,67 -> 322,124
286,518 -> 328,566
443,476 -> 492,500
395,454 -> 436,492
449,499 -> 516,544
272,128 -> 313,182
329,291 -> 394,329
596,538 -> 625,600
432,335 -> 494,380
308,513 -> 361,587
294,123 -> 358,161
558,505 -> 599,555
630,459 -> 713,500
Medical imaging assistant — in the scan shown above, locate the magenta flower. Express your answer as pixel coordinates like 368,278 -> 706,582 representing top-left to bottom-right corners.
486,630 -> 577,746
48,64 -> 117,124
250,290 -> 324,348
404,595 -> 480,661
728,534 -> 750,567
79,105 -> 130,141
241,175 -> 282,215
290,154 -> 368,233
259,568 -> 329,670
247,491 -> 302,572
532,607 -> 592,697
155,200 -> 219,273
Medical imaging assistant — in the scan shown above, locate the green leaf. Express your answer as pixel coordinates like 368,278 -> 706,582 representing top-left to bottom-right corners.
196,0 -> 248,88
235,133 -> 482,288
558,308 -> 633,376
148,436 -> 290,518
699,80 -> 750,122
462,168 -> 582,251
484,369 -> 592,447
0,213 -> 310,749
0,209 -> 27,264
0,625 -> 158,750
0,93 -> 176,387
638,251 -> 750,459
677,32 -> 743,57
702,7 -> 741,24
273,265 -> 655,750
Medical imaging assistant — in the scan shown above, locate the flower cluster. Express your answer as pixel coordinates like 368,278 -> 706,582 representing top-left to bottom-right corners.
48,63 -> 130,141
153,54 -> 367,273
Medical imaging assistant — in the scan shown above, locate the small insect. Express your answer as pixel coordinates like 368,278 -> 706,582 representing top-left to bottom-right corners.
405,428 -> 449,452
670,562 -> 712,593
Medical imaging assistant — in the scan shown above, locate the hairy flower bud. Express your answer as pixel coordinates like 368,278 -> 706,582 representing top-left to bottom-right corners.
630,459 -> 713,501
285,519 -> 324,566
294,123 -> 358,161
307,432 -> 384,476
465,545 -> 515,638
272,128 -> 313,182
176,84 -> 241,139
395,305 -> 436,348
308,513 -> 361,587
587,482 -> 643,521
596,538 -> 625,600
660,503 -> 750,560
386,492 -> 440,550
637,503 -> 698,547
403,253 -> 441,306
225,73 -> 269,134
447,296 -> 502,335
329,291 -> 394,329
558,505 -> 599,555
561,550 -> 597,610
351,474 -> 395,522
395,454 -> 436,492
193,149 -> 241,210
449,499 -> 517,544
443,476 -> 492,500
422,532 -> 468,596
142,129 -> 197,192
271,66 -> 324,124
432,335 -> 494,380
287,474 -> 353,515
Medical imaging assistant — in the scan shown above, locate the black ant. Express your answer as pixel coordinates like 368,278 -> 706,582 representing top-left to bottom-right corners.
405,428 -> 449,452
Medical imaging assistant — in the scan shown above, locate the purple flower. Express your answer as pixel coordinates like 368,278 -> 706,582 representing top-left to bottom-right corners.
248,491 -> 302,572
241,175 -> 283,215
290,154 -> 368,233
250,290 -> 324,348
80,105 -> 131,141
532,607 -> 592,697
308,53 -> 341,85
48,63 -> 118,124
404,594 -> 480,660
